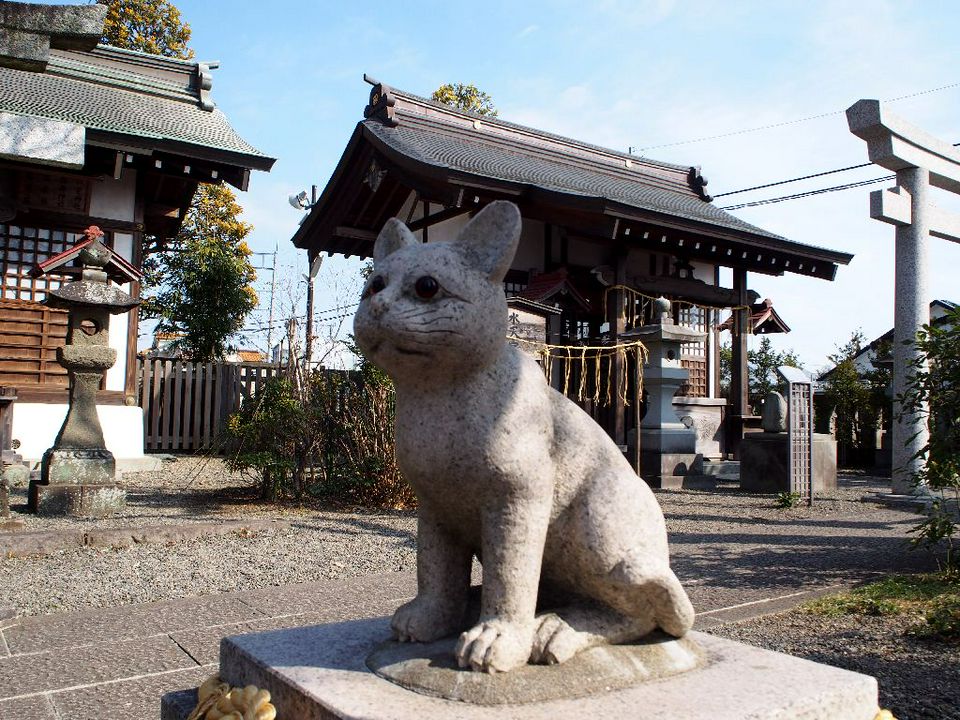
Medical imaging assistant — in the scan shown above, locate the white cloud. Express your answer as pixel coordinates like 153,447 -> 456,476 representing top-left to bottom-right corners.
516,24 -> 540,39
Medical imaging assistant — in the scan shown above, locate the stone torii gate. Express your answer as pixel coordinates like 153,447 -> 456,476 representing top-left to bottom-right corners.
847,99 -> 960,494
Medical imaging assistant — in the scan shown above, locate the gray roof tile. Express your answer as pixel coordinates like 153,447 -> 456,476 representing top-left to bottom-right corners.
0,47 -> 272,167
365,108 -> 787,243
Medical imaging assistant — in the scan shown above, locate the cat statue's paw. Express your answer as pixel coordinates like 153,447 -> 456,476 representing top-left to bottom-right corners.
455,618 -> 535,674
391,596 -> 462,643
529,613 -> 591,665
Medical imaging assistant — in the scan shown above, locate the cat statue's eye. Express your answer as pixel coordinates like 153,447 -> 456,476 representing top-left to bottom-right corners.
415,276 -> 439,299
364,275 -> 386,298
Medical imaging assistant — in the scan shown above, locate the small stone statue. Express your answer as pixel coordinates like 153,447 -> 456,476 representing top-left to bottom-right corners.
354,201 -> 694,674
761,391 -> 788,433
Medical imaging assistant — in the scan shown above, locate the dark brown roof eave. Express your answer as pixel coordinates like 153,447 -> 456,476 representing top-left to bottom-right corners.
86,129 -> 276,173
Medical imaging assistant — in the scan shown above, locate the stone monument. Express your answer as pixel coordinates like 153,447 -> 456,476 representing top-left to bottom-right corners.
28,227 -> 138,516
740,390 -> 837,493
623,297 -> 705,488
162,203 -> 880,719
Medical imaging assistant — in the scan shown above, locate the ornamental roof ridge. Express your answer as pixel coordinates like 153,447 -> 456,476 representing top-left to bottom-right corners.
361,76 -> 710,202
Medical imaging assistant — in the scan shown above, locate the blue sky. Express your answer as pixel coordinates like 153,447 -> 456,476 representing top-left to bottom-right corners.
108,1 -> 960,368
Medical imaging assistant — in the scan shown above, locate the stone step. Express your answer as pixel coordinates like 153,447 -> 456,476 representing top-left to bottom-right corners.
700,460 -> 739,478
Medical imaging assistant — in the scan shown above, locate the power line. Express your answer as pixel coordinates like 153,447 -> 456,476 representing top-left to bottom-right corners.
634,80 -> 960,153
713,162 -> 871,198
718,140 -> 960,208
719,175 -> 894,210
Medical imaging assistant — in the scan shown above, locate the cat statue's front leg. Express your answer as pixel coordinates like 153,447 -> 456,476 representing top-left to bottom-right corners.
455,494 -> 552,673
392,510 -> 472,643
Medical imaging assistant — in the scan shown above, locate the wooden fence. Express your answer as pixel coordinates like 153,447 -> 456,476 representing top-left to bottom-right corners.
139,359 -> 281,452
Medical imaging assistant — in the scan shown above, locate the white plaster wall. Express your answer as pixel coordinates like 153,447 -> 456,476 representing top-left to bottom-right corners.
112,231 -> 134,263
88,171 -> 136,221
690,260 -> 715,284
420,206 -> 470,244
105,309 -> 129,391
11,403 -> 145,461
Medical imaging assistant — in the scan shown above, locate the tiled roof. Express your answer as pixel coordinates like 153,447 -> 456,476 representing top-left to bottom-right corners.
0,46 -> 272,169
718,299 -> 791,334
364,88 -> 788,243
235,349 -> 266,362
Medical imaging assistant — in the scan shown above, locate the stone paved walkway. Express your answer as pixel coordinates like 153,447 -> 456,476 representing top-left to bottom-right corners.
0,480 -> 937,720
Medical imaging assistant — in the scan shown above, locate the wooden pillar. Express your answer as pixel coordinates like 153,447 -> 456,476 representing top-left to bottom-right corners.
607,249 -> 628,447
728,268 -> 750,458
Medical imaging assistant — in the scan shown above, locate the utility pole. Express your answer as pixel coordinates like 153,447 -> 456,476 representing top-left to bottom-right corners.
250,250 -> 277,360
304,186 -> 320,369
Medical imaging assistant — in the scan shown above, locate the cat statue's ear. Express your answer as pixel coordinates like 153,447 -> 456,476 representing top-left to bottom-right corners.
455,201 -> 521,282
374,218 -> 419,263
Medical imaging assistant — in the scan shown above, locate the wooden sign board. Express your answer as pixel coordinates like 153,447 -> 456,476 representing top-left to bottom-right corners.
17,170 -> 91,215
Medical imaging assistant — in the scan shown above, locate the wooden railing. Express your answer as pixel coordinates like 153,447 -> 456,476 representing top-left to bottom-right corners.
138,358 -> 280,452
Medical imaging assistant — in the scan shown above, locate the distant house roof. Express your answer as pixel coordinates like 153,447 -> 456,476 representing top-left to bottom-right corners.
818,299 -> 957,380
291,77 -> 853,282
233,349 -> 267,363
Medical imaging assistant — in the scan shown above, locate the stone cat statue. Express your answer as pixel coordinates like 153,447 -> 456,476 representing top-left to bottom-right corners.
354,201 -> 694,674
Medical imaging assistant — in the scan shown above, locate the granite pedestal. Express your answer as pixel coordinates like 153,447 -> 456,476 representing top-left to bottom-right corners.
161,617 -> 879,720
739,432 -> 837,493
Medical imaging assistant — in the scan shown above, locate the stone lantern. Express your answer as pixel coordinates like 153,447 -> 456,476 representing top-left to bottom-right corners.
28,227 -> 139,516
622,297 -> 705,488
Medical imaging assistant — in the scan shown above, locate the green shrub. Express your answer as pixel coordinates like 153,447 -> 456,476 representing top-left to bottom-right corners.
225,370 -> 414,508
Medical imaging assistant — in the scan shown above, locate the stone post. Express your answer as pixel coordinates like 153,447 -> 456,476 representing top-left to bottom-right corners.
892,167 -> 930,493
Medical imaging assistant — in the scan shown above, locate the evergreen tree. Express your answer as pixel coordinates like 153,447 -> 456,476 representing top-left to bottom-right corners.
98,0 -> 193,59
144,185 -> 257,362
432,83 -> 498,116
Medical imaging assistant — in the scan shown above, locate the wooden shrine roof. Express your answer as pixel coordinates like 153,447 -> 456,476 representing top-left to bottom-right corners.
291,78 -> 853,281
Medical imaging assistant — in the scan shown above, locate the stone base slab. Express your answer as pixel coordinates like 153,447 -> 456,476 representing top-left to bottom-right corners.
28,480 -> 125,517
367,632 -> 703,705
41,447 -> 116,485
161,618 -> 879,720
641,451 -> 704,488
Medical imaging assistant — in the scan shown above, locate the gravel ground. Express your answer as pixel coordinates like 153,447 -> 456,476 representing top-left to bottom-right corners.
0,457 -> 935,618
710,610 -> 960,720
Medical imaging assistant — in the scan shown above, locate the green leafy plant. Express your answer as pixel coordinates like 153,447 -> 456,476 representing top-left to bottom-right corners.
225,376 -> 304,501
718,337 -> 802,411
819,332 -> 891,466
898,305 -> 960,572
775,491 -> 802,508
98,0 -> 193,60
